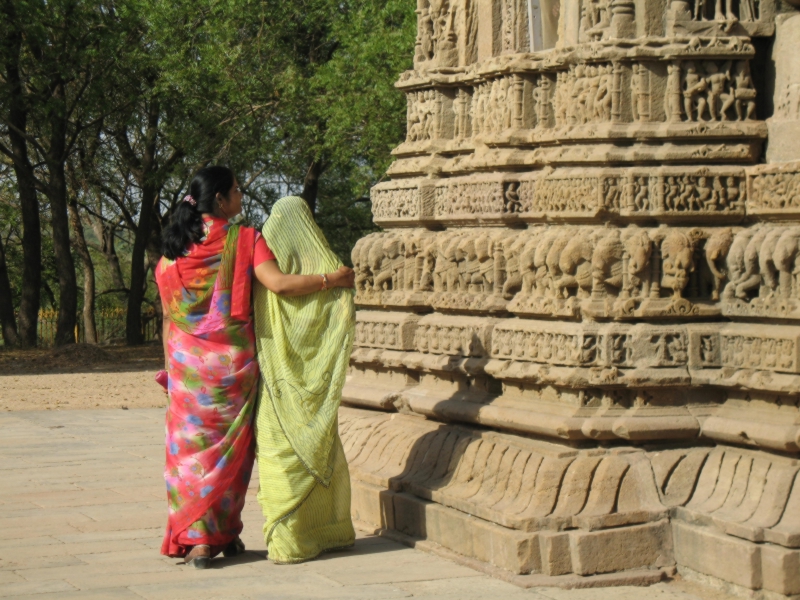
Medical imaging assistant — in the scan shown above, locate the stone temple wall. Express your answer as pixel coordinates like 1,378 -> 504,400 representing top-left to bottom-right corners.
340,0 -> 800,595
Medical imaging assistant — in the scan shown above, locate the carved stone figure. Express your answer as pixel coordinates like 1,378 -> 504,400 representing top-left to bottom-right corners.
351,0 -> 800,593
723,228 -> 756,299
556,233 -> 595,298
683,62 -> 709,121
592,230 -> 625,297
774,228 -> 800,299
623,228 -> 652,297
661,230 -> 694,299
705,228 -> 734,300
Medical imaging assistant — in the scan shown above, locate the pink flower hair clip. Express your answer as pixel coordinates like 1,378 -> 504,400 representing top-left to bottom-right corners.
183,194 -> 196,206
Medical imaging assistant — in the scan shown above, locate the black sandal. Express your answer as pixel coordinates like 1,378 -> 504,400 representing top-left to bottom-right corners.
184,544 -> 211,569
223,537 -> 245,558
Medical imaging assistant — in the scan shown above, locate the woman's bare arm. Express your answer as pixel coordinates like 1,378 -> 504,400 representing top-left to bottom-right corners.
254,261 -> 355,297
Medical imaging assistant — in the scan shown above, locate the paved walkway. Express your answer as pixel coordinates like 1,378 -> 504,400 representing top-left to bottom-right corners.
0,409 -> 734,599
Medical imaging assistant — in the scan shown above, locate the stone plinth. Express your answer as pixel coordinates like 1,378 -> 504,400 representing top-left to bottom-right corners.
343,0 -> 800,595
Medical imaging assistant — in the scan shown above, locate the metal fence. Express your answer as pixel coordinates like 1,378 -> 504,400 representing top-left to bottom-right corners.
36,308 -> 159,347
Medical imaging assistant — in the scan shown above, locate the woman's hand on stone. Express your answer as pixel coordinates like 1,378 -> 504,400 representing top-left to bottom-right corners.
329,265 -> 355,289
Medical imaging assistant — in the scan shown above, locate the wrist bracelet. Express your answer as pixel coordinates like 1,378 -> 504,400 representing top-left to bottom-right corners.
321,274 -> 329,291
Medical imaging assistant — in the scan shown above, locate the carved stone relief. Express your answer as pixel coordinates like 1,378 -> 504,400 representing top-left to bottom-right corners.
414,0 -> 477,68
353,0 -> 800,593
667,0 -> 776,36
372,166 -> 754,227
353,226 -> 747,319
406,88 -> 454,141
673,60 -> 757,123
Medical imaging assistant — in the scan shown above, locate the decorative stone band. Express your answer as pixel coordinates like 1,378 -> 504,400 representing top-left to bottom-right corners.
352,314 -> 800,378
354,219 -> 800,321
401,38 -> 758,87
354,311 -> 420,351
392,53 -> 767,173
372,162 -> 800,227
747,161 -> 800,219
346,316 -> 800,449
387,141 -> 762,179
341,407 -> 800,594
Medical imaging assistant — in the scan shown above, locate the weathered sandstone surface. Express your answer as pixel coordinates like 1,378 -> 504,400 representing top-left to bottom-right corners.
341,0 -> 800,595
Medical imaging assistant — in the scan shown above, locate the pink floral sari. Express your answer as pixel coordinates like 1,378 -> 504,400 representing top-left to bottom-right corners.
155,216 -> 258,558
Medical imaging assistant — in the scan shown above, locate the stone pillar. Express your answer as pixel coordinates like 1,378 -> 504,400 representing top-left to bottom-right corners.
345,0 -> 800,596
767,13 -> 800,163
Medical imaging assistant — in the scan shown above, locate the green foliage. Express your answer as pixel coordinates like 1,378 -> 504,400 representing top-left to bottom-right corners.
0,0 -> 416,340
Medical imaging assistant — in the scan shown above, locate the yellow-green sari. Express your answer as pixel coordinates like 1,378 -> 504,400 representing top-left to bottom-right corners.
253,196 -> 355,563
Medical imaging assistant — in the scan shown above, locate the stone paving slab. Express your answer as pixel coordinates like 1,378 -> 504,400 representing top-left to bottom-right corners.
0,409 -> 736,599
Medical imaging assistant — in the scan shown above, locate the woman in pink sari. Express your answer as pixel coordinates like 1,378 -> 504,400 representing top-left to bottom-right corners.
156,166 -> 353,568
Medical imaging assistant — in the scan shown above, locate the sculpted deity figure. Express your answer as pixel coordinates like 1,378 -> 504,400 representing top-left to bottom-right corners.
725,176 -> 742,207
418,239 -> 437,292
683,62 -> 709,122
504,182 -> 522,213
733,62 -> 757,121
661,231 -> 695,299
389,238 -> 406,292
713,0 -> 737,21
453,90 -> 466,140
595,65 -> 613,122
623,229 -> 652,297
695,176 -> 712,210
570,66 -> 587,124
407,93 -> 423,142
417,7 -> 435,62
633,176 -> 649,210
704,61 -> 732,121
591,230 -> 625,297
581,0 -> 611,39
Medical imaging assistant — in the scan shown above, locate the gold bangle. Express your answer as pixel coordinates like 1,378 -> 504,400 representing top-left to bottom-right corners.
321,274 -> 329,291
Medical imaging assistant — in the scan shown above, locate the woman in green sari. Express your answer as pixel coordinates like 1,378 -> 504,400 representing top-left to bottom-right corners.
253,196 -> 357,564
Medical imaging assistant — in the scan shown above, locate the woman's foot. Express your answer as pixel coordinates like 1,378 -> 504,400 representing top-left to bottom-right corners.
222,537 -> 245,558
184,545 -> 211,569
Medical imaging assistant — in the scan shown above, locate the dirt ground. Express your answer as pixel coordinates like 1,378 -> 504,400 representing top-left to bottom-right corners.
0,343 -> 168,411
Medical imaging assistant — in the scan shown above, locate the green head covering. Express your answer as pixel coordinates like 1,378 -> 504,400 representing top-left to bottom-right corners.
254,196 -> 355,485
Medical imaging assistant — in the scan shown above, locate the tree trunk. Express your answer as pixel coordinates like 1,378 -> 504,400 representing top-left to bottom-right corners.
68,198 -> 97,343
301,159 -> 325,216
123,98 -> 162,345
90,218 -> 127,293
2,2 -> 41,347
46,80 -> 78,347
0,233 -> 19,347
126,184 -> 158,345
11,138 -> 40,348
